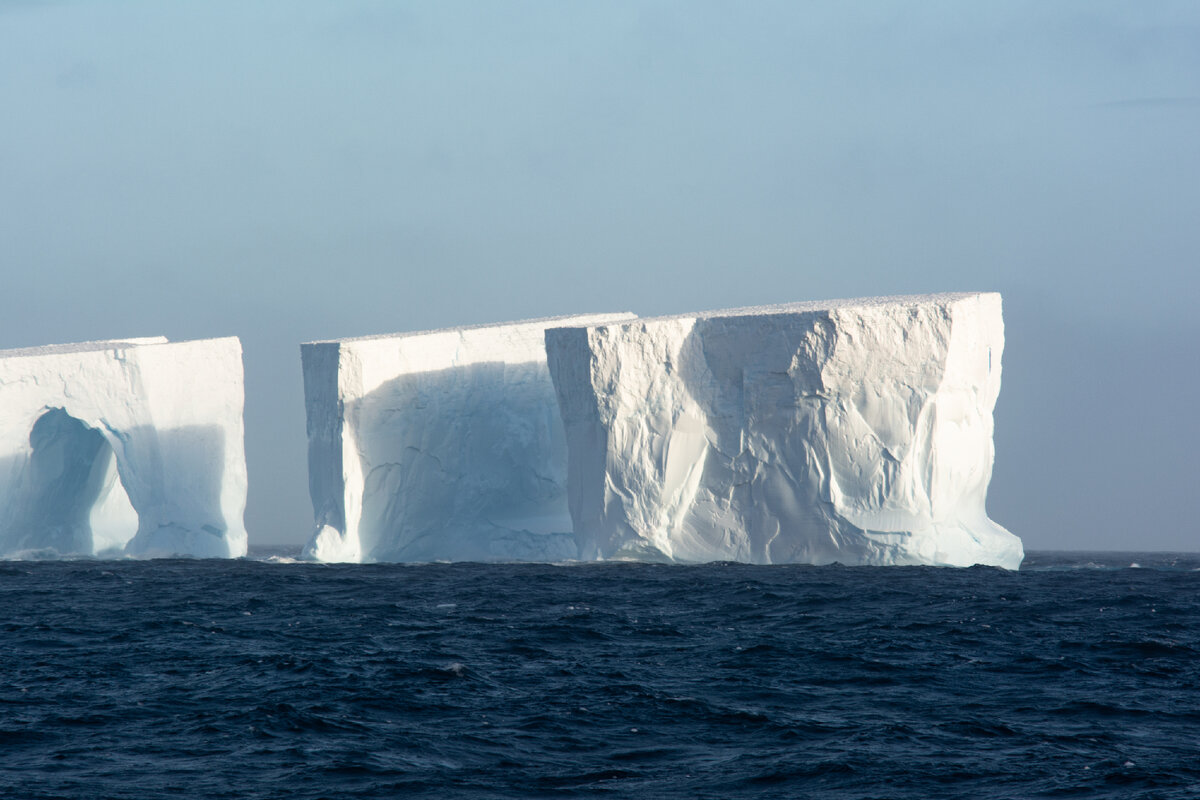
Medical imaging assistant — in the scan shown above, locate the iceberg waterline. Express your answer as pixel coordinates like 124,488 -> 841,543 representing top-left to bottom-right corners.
0,293 -> 1021,566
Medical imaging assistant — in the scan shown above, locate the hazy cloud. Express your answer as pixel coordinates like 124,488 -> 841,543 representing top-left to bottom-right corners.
1092,96 -> 1200,109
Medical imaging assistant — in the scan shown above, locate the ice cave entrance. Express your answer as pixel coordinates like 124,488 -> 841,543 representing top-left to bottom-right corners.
27,408 -> 138,556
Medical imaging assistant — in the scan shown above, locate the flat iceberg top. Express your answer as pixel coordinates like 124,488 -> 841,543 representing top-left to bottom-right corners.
0,337 -> 170,360
582,292 -> 995,327
0,335 -> 241,361
306,312 -> 637,346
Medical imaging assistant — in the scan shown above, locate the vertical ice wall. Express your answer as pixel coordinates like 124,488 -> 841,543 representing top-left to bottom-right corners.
545,293 -> 1023,569
302,313 -> 635,563
0,337 -> 249,558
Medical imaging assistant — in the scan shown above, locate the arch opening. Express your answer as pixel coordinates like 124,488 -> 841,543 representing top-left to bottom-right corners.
18,409 -> 138,556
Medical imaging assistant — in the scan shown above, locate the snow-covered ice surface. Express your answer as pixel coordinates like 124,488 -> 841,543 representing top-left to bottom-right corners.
302,313 -> 635,563
546,292 -> 1023,569
0,337 -> 249,559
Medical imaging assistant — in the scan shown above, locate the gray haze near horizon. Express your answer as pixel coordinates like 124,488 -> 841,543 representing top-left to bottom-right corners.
1,2 -> 1197,552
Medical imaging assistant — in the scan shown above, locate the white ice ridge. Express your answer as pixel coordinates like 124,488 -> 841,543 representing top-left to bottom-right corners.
545,292 -> 1023,569
0,337 -> 249,559
302,313 -> 636,563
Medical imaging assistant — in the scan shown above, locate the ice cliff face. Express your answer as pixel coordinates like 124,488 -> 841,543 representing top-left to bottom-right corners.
0,337 -> 249,558
302,313 -> 635,563
546,293 -> 1022,569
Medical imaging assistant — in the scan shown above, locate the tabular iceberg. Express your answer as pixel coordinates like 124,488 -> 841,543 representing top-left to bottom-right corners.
0,337 -> 249,559
546,293 -> 1023,569
302,313 -> 635,563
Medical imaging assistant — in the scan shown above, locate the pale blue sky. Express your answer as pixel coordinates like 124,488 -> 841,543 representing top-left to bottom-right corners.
2,1 -> 1197,550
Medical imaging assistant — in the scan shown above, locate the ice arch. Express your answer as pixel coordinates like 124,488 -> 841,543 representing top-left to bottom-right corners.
13,409 -> 138,556
0,336 -> 248,559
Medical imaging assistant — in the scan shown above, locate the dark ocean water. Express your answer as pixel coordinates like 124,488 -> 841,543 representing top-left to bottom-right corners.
2,552 -> 1198,799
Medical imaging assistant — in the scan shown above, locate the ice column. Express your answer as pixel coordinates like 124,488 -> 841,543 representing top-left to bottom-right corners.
302,313 -> 635,563
545,293 -> 1022,569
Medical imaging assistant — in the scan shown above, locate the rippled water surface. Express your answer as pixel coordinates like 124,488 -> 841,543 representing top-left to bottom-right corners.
2,551 -> 1198,799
